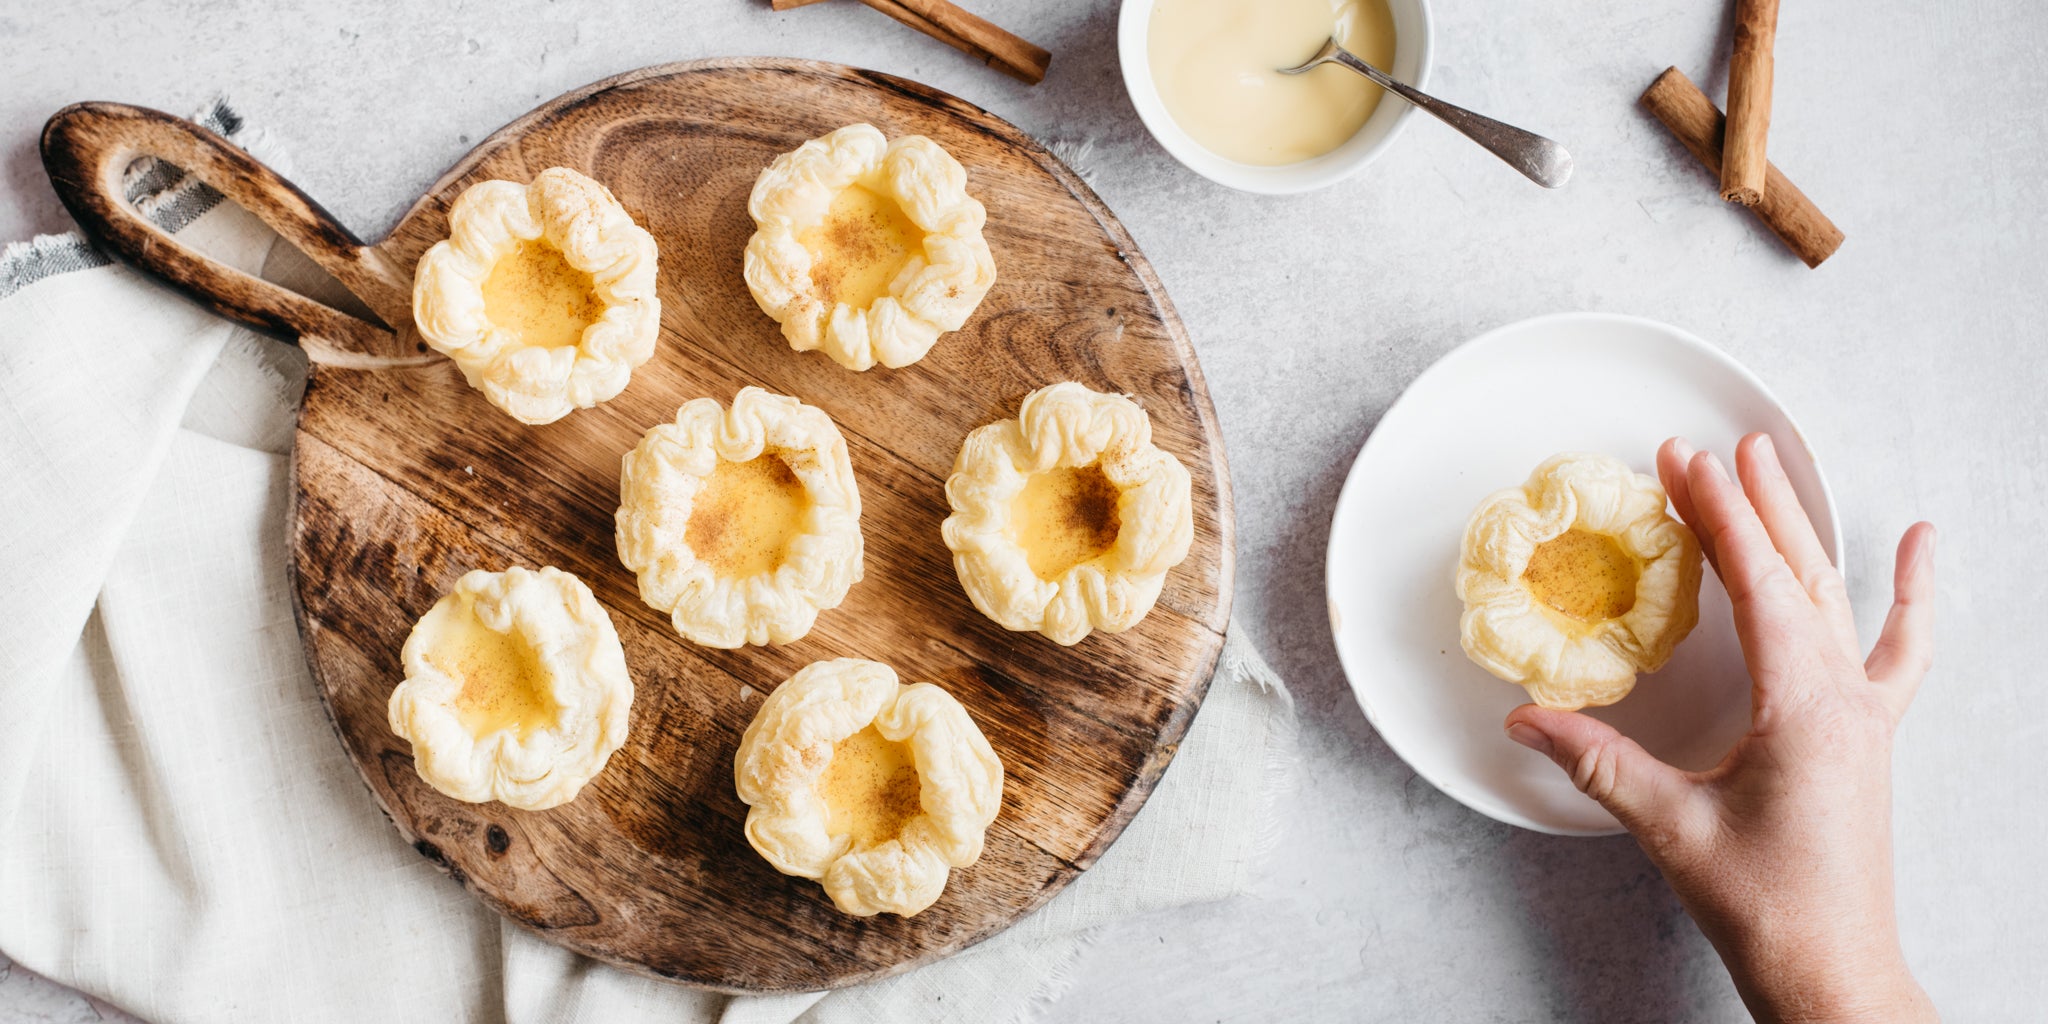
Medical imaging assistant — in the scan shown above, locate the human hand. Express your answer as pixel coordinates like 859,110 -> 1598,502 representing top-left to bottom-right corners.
1503,433 -> 1938,1023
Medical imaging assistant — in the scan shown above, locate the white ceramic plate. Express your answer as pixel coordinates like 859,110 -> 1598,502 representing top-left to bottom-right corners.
1326,312 -> 1841,835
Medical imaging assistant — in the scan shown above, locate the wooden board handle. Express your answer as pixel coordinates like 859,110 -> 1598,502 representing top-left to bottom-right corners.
40,102 -> 414,360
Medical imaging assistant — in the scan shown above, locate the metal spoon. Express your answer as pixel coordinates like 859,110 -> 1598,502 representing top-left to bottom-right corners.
1279,38 -> 1573,188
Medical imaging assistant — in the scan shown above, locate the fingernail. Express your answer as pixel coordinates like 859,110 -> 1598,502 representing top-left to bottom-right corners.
1703,452 -> 1730,482
1506,722 -> 1553,758
1755,433 -> 1777,462
1672,437 -> 1696,460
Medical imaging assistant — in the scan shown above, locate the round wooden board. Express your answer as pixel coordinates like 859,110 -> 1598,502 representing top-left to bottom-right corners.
43,58 -> 1233,993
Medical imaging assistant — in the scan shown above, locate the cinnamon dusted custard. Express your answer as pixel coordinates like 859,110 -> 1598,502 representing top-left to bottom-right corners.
743,123 -> 996,371
942,383 -> 1195,646
735,658 -> 1003,917
1456,453 -> 1704,710
387,567 -> 633,811
1010,464 -> 1124,580
615,388 -> 863,648
479,240 -> 606,352
1522,529 -> 1640,623
683,453 -> 812,579
412,167 -> 659,425
820,723 -> 924,850
797,181 -> 924,311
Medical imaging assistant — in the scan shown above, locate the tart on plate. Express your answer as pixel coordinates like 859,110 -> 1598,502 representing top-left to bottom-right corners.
615,387 -> 864,648
412,167 -> 660,424
743,123 -> 996,371
941,382 -> 1194,646
387,566 -> 633,810
735,658 -> 1003,917
1456,452 -> 1704,710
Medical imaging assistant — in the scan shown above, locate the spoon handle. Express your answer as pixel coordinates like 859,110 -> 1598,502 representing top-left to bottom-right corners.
1332,49 -> 1573,189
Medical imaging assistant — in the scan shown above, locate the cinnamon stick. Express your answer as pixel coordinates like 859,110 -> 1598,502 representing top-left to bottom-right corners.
1720,0 -> 1780,205
853,0 -> 982,68
770,0 -> 1049,85
883,0 -> 1050,84
1640,67 -> 1843,268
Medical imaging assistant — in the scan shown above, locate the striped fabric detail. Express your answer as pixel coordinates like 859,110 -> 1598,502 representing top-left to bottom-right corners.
0,97 -> 244,300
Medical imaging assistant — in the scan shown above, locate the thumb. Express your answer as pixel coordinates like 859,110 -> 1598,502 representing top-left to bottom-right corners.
1505,705 -> 1694,833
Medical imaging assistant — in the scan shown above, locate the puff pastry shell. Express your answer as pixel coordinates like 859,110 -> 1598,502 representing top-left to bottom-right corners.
735,658 -> 1003,917
412,167 -> 660,424
942,382 -> 1194,646
387,566 -> 633,811
743,123 -> 996,371
615,387 -> 863,648
1456,453 -> 1704,710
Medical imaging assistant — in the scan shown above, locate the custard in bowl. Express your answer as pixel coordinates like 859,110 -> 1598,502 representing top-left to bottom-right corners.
942,382 -> 1194,646
411,167 -> 660,424
615,387 -> 863,648
1120,0 -> 1432,193
735,658 -> 1003,917
1456,453 -> 1703,710
743,123 -> 996,371
387,566 -> 633,811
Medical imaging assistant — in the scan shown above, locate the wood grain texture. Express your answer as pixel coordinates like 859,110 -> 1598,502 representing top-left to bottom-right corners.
42,58 -> 1232,992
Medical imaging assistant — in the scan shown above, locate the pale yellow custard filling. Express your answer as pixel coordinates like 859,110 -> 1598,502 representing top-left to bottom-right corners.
418,601 -> 558,738
820,724 -> 923,849
1009,465 -> 1122,580
1147,0 -> 1397,165
797,183 -> 921,309
685,454 -> 811,579
480,239 -> 605,350
1523,529 -> 1641,624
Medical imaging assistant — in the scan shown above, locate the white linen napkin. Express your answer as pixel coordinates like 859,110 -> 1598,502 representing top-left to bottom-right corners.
0,103 -> 1292,1024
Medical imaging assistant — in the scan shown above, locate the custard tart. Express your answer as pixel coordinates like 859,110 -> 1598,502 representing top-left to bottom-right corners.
743,123 -> 996,371
387,566 -> 633,811
412,167 -> 659,424
735,658 -> 1002,917
942,382 -> 1194,646
615,387 -> 863,648
1457,453 -> 1704,710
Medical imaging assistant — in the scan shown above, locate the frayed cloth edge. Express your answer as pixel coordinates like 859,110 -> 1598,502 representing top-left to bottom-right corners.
2,96 -> 275,300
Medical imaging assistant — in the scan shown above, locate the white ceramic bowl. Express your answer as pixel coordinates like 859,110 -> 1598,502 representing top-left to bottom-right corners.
1117,0 -> 1434,194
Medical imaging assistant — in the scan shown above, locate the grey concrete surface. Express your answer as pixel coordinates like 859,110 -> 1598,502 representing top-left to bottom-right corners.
3,0 -> 2043,1020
